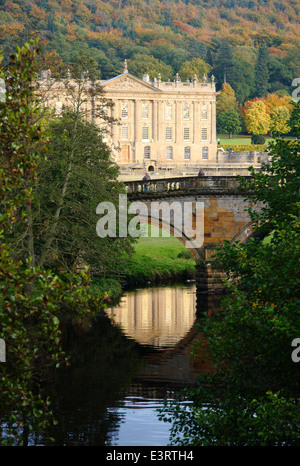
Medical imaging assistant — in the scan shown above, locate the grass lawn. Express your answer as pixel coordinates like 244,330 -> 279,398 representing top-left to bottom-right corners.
217,134 -> 273,145
218,134 -> 252,145
121,225 -> 196,285
217,134 -> 292,146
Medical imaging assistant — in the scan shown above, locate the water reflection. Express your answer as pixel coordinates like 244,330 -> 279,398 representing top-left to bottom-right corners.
107,396 -> 175,446
33,283 -> 215,446
107,284 -> 197,348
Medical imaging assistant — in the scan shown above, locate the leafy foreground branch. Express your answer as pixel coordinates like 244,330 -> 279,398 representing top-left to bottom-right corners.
159,103 -> 300,446
0,41 -> 117,445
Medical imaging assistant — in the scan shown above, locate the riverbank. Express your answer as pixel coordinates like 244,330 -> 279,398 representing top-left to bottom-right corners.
120,240 -> 196,286
92,228 -> 196,292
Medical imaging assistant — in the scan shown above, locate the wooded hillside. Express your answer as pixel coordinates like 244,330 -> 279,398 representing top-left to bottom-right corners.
0,0 -> 299,104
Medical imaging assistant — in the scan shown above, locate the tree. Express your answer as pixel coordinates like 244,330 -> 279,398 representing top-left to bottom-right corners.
34,109 -> 134,273
178,57 -> 211,81
150,42 -> 187,72
254,43 -> 270,97
267,57 -> 293,95
7,52 -> 134,274
0,40 -> 114,445
35,50 -> 65,78
158,103 -> 300,446
269,105 -> 291,135
230,57 -> 255,104
33,53 -> 124,269
214,40 -> 236,88
243,100 -> 271,135
240,97 -> 260,120
217,108 -> 242,138
262,93 -> 293,114
284,46 -> 300,82
127,53 -> 173,81
216,82 -> 238,116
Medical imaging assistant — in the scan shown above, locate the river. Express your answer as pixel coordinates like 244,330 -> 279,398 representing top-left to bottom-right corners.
34,283 -> 219,446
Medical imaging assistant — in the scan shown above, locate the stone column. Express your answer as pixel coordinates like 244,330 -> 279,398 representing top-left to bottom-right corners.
175,100 -> 181,143
196,293 -> 223,317
193,101 -> 200,143
196,243 -> 226,294
152,100 -> 157,142
134,99 -> 141,143
157,100 -> 161,142
111,100 -> 117,143
211,99 -> 216,144
192,101 -> 196,143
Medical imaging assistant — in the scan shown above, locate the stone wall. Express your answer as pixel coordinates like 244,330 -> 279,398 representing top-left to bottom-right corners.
119,151 -> 270,180
217,150 -> 269,164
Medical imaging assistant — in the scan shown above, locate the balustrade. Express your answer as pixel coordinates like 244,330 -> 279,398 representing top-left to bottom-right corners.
124,176 -> 252,195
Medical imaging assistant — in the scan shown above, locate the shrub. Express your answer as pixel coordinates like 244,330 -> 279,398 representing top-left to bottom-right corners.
251,134 -> 266,144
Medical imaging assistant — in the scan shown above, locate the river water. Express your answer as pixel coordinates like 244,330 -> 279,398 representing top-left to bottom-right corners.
36,283 -> 218,446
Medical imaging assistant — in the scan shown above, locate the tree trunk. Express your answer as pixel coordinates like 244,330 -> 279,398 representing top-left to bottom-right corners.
38,115 -> 79,267
38,154 -> 73,267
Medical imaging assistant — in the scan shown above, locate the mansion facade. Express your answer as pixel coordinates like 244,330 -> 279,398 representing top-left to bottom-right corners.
41,61 -> 218,169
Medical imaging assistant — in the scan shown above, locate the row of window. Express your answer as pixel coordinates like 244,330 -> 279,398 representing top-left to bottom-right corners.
54,101 -> 209,122
102,125 -> 209,143
121,102 -> 208,120
143,146 -> 209,160
120,126 -> 208,142
165,126 -> 208,141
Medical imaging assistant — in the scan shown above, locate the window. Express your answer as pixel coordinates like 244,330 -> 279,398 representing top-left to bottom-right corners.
166,146 -> 173,160
144,146 -> 151,159
165,103 -> 172,120
142,103 -> 149,119
121,125 -> 128,140
165,126 -> 172,141
184,147 -> 191,160
55,101 -> 62,115
202,146 -> 208,160
101,126 -> 108,142
201,127 -> 208,141
183,103 -> 190,120
121,102 -> 128,119
142,126 -> 149,141
201,105 -> 207,120
183,127 -> 190,141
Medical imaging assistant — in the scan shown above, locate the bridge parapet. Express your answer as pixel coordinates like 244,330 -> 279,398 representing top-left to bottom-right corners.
122,175 -> 258,294
124,175 -> 252,197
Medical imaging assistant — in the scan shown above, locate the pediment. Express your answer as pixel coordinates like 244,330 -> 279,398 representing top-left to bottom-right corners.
101,73 -> 161,93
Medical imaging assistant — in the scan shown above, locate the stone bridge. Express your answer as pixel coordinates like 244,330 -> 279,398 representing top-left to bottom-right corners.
124,176 -> 259,293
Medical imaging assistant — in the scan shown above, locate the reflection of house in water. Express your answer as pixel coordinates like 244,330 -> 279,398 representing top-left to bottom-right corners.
107,286 -> 197,348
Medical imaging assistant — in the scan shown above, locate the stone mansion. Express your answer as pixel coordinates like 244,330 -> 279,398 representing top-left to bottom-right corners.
40,61 -> 218,169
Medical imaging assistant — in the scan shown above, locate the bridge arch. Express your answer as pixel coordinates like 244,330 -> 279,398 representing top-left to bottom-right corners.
135,213 -> 203,262
125,176 -> 261,293
230,220 -> 257,244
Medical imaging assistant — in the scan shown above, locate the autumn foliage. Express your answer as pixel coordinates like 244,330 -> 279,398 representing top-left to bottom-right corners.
0,0 -> 299,136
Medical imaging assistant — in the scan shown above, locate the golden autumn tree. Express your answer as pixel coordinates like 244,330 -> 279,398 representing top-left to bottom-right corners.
261,93 -> 293,113
269,106 -> 291,135
243,100 -> 271,135
216,82 -> 238,116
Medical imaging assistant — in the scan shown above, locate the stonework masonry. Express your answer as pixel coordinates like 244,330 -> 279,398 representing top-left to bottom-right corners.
125,175 -> 260,293
39,61 -> 218,168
